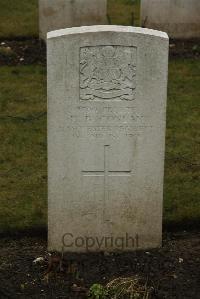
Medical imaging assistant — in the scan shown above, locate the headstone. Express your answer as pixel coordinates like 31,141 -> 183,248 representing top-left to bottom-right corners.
39,0 -> 108,40
48,25 -> 169,252
141,0 -> 200,39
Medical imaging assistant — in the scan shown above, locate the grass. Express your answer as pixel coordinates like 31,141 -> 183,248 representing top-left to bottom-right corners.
108,0 -> 141,26
0,66 -> 47,233
0,0 -> 141,39
164,58 -> 200,228
0,0 -> 38,39
0,59 -> 199,233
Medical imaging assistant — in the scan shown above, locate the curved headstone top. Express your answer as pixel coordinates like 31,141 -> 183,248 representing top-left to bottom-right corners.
48,25 -> 169,253
47,25 -> 169,39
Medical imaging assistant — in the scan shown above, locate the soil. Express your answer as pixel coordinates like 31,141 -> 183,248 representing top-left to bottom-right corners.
0,231 -> 199,299
0,38 -> 199,66
169,39 -> 200,59
0,39 -> 46,66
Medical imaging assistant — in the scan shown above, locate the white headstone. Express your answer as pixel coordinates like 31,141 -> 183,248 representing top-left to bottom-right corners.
39,0 -> 108,40
141,0 -> 200,39
48,26 -> 169,252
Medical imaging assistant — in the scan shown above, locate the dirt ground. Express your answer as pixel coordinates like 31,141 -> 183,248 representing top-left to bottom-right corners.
0,231 -> 199,299
0,38 -> 199,66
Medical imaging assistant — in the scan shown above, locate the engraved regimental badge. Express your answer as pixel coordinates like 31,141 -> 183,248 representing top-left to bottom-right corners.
80,46 -> 137,101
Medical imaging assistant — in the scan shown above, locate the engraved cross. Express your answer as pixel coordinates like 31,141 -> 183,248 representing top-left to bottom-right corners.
82,145 -> 132,220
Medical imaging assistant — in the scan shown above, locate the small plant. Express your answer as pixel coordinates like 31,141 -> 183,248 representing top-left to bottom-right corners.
88,277 -> 153,299
106,276 -> 152,299
88,283 -> 108,299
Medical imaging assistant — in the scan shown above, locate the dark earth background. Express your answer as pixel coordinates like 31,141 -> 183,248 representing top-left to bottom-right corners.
0,231 -> 200,299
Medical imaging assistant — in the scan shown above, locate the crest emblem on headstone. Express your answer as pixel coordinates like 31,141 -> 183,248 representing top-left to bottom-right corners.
80,46 -> 137,101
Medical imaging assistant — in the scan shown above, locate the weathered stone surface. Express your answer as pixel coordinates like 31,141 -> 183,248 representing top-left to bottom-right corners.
48,26 -> 169,252
141,0 -> 200,39
39,0 -> 107,40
